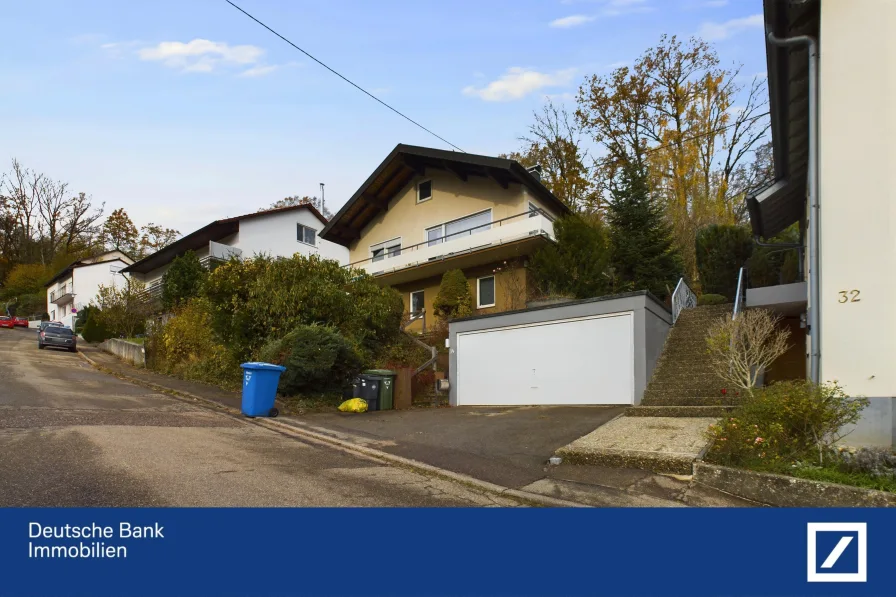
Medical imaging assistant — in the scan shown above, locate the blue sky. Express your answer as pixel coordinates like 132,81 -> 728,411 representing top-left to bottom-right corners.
0,0 -> 765,235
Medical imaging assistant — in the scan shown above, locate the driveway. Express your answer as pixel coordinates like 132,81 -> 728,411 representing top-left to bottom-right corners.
301,405 -> 625,487
0,328 -> 516,507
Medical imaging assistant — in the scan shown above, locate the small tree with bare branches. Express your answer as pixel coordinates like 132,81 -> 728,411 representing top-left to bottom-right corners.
705,308 -> 791,395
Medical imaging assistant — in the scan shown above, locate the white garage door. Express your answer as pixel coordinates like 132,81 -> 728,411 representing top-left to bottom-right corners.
455,312 -> 634,406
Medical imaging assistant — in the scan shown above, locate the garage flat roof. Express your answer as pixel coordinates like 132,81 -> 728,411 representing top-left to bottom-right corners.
450,290 -> 669,324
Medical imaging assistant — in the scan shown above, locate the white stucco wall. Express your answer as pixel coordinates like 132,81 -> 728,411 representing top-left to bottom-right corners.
819,0 -> 896,445
237,209 -> 348,264
47,259 -> 129,328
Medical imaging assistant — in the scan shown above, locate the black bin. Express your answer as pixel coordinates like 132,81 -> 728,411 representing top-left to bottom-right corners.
352,374 -> 380,411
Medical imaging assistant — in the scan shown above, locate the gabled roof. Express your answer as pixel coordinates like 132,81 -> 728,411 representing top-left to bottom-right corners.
320,144 -> 570,246
122,203 -> 328,275
44,250 -> 136,287
746,0 -> 819,239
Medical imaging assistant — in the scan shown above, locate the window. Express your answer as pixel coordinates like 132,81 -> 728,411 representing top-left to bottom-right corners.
417,180 -> 432,203
371,238 -> 402,262
297,224 -> 316,246
426,209 -> 492,246
477,276 -> 496,308
410,290 -> 425,314
51,310 -> 55,320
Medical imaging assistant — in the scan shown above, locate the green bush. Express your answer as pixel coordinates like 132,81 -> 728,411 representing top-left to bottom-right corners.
697,293 -> 728,306
695,224 -> 752,299
530,214 -> 612,299
705,381 -> 869,468
432,269 -> 473,320
257,325 -> 363,396
203,254 -> 403,361
162,250 -> 207,310
81,310 -> 110,343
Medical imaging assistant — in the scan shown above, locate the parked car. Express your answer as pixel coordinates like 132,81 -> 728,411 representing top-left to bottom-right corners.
0,316 -> 14,329
39,321 -> 64,332
13,316 -> 28,328
38,326 -> 77,352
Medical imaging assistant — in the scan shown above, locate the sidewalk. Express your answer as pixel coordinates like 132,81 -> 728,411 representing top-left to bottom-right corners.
79,345 -> 755,507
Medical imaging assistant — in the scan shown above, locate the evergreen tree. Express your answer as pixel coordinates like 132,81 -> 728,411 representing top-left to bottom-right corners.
607,165 -> 683,299
162,250 -> 207,310
530,214 -> 612,299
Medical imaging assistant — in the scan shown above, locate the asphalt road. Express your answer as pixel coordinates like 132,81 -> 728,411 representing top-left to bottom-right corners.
0,328 -> 514,507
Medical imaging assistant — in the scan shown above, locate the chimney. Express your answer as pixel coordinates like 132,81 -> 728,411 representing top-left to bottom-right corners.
527,164 -> 543,181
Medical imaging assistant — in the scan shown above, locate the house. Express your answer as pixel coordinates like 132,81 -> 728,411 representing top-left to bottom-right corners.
745,0 -> 895,446
319,144 -> 571,331
44,250 -> 135,328
122,204 -> 348,297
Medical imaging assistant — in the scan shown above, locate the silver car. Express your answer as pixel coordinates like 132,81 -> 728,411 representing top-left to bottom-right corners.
38,326 -> 77,352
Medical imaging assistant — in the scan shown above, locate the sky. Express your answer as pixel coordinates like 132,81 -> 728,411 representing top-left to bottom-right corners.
0,0 -> 767,236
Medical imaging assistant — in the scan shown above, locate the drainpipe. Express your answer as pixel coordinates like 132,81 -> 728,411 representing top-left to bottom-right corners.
766,30 -> 819,384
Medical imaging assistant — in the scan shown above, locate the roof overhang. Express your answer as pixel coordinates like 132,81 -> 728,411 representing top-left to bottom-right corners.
122,220 -> 239,275
321,144 -> 570,247
747,0 -> 819,239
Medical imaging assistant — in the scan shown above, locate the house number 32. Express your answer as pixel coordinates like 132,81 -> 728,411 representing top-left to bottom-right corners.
838,290 -> 861,303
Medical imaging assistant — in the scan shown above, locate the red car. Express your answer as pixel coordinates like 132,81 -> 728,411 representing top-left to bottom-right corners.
14,317 -> 28,328
0,316 -> 14,329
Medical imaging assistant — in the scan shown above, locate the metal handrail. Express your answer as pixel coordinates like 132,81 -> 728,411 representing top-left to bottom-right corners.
346,207 -> 554,269
732,267 -> 746,321
671,277 -> 697,324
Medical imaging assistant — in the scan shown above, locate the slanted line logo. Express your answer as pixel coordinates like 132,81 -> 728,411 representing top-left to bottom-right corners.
807,522 -> 867,583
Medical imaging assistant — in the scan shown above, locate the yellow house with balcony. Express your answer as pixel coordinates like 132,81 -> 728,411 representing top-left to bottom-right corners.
320,145 -> 570,331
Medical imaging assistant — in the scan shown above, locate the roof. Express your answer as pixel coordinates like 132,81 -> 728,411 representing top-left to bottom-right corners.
320,144 -> 571,246
746,0 -> 819,239
122,203 -> 328,275
44,251 -> 135,287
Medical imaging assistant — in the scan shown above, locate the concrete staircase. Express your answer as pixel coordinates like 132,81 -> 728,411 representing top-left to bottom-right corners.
628,303 -> 739,416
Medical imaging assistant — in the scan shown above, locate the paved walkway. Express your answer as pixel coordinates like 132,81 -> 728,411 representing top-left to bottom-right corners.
79,345 -> 755,507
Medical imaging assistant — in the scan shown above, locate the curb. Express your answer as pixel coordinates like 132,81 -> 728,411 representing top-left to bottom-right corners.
77,350 -> 586,508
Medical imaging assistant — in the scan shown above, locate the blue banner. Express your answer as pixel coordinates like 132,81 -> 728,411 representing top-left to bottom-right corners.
0,508 -> 891,597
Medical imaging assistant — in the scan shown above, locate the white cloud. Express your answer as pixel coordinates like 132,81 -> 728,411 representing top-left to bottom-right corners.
239,64 -> 279,78
137,39 -> 266,73
550,15 -> 597,28
463,67 -> 576,102
698,14 -> 763,41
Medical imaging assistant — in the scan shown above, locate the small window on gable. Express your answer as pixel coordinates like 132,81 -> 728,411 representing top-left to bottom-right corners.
297,224 -> 316,246
417,180 -> 432,203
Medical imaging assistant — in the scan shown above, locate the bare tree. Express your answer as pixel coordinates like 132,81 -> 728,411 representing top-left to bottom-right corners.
705,309 -> 792,395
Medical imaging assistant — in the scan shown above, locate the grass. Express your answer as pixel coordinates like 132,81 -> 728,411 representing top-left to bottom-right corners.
279,392 -> 345,415
790,466 -> 896,493
125,337 -> 145,345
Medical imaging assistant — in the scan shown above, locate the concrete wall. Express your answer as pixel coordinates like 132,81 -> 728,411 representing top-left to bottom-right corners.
818,1 -> 896,445
101,338 -> 146,368
448,291 -> 671,406
348,169 -> 558,263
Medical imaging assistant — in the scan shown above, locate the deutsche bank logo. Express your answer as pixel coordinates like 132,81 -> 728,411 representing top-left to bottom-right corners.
807,523 -> 867,583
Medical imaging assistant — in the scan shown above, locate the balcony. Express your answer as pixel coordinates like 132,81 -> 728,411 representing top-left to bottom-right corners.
347,209 -> 556,285
50,285 -> 75,305
741,247 -> 807,316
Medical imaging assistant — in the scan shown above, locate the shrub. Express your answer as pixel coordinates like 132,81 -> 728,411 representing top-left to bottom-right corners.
698,293 -> 728,306
705,381 -> 869,467
81,310 -> 110,343
834,447 -> 896,479
695,224 -> 752,299
94,280 -> 152,338
203,254 -> 403,361
257,325 -> 364,396
162,250 -> 207,310
705,308 -> 791,395
530,214 -> 612,299
154,298 -> 241,388
432,269 -> 474,320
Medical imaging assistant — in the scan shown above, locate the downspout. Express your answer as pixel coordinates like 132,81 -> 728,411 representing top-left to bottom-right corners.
766,30 -> 819,384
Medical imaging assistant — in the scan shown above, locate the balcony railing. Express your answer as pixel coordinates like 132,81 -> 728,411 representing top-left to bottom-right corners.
347,208 -> 556,276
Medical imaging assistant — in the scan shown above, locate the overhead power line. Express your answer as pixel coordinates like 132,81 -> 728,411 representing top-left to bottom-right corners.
224,0 -> 465,152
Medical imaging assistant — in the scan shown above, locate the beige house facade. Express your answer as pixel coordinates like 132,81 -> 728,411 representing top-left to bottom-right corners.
321,145 -> 570,332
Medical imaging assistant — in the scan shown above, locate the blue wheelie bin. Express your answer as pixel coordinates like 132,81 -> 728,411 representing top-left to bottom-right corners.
240,362 -> 286,418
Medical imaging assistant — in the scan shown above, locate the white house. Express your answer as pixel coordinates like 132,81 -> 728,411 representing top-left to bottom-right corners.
122,204 -> 348,295
44,250 -> 135,328
746,0 -> 896,446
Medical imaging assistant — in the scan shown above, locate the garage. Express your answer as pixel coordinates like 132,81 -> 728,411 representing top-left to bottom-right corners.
448,291 -> 671,406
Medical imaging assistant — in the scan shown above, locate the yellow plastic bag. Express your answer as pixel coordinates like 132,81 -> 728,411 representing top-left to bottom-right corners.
338,398 -> 368,413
